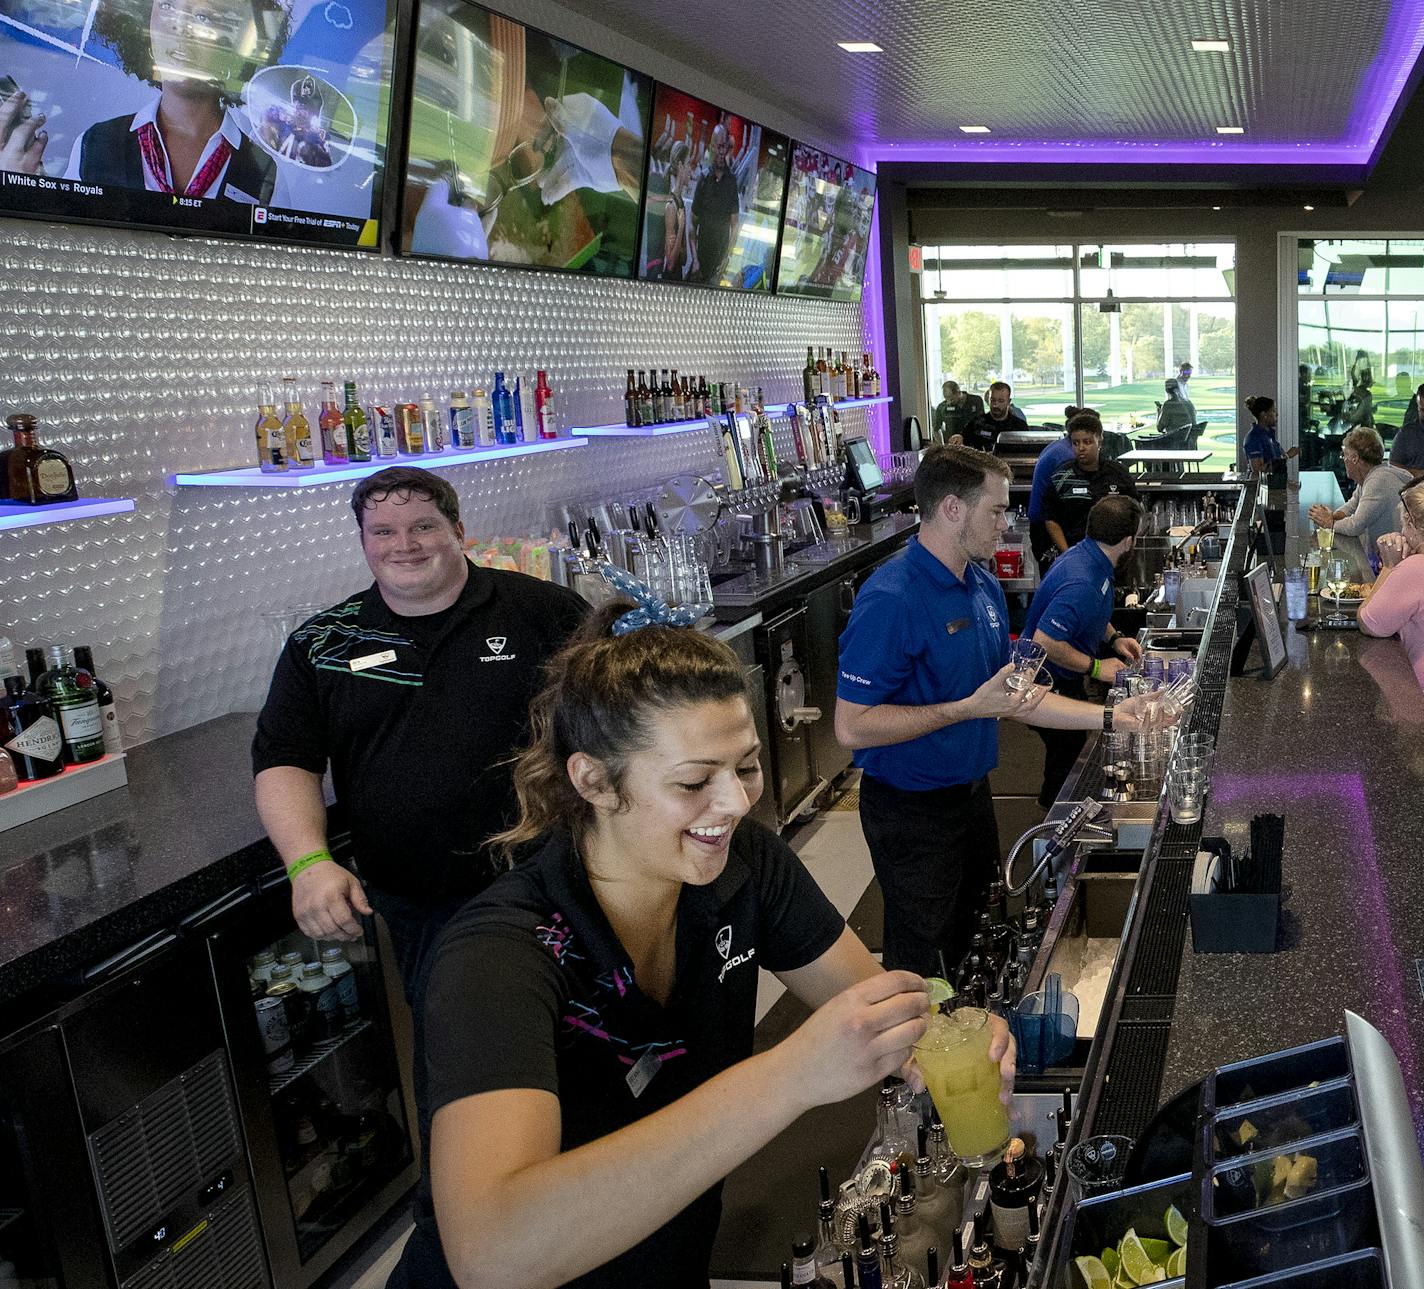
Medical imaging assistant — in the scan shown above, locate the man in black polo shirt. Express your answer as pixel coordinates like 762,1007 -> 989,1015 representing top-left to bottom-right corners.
252,465 -> 586,993
690,124 -> 742,286
1042,413 -> 1139,554
961,380 -> 1027,452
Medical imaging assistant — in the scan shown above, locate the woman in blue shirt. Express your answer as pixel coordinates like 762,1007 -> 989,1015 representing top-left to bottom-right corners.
1242,395 -> 1300,476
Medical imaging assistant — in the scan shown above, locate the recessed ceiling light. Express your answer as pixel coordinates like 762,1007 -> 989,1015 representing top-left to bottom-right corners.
1304,204 -> 1315,211
959,125 -> 991,134
1216,126 -> 1245,134
838,41 -> 882,52
1193,39 -> 1230,52
1212,205 -> 1222,211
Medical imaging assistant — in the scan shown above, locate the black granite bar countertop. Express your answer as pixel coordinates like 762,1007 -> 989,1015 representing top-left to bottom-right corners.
1160,472 -> 1424,1139
0,713 -> 278,1006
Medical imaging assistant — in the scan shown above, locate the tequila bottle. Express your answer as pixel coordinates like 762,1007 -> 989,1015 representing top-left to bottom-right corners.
2,413 -> 78,503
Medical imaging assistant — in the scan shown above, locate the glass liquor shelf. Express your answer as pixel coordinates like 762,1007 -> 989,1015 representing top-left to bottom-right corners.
170,436 -> 587,488
268,1018 -> 373,1097
0,498 -> 136,531
573,395 -> 892,439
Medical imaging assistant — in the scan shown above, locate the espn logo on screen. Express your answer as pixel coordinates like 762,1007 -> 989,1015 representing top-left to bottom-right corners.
254,208 -> 268,225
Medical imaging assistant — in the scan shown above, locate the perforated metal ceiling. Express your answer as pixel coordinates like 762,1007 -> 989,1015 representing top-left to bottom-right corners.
578,0 -> 1424,162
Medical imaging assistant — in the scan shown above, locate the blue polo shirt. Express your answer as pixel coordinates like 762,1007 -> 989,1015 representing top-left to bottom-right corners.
836,537 -> 1010,791
1243,422 -> 1284,464
1021,539 -> 1115,682
1028,436 -> 1076,521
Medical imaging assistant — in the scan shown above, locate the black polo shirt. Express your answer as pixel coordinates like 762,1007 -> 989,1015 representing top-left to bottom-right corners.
251,562 -> 585,902
408,821 -> 845,1288
1042,458 -> 1139,547
962,409 -> 1026,453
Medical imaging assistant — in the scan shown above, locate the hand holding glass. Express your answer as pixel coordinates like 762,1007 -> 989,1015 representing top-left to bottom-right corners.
914,1007 -> 1011,1168
1006,638 -> 1048,692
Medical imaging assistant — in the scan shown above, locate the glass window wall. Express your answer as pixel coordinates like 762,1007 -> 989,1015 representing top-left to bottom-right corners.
923,241 -> 1237,469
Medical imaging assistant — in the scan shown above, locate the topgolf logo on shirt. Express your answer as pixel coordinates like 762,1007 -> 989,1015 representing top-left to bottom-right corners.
715,924 -> 755,983
479,636 -> 516,663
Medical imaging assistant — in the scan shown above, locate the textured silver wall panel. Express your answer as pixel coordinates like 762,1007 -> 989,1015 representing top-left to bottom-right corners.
0,217 -> 878,747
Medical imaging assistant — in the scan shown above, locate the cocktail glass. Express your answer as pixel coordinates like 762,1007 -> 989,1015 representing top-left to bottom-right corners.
913,1007 -> 1010,1169
1316,524 -> 1335,552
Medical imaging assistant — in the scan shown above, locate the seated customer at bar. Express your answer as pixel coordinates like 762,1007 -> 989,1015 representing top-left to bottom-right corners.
1042,411 -> 1139,554
1308,428 -> 1412,560
1021,493 -> 1145,806
390,608 -> 1015,1288
1242,395 -> 1300,476
1359,479 -> 1424,688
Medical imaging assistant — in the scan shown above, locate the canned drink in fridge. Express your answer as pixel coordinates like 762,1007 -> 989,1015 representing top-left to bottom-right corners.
396,403 -> 424,454
255,994 -> 295,1074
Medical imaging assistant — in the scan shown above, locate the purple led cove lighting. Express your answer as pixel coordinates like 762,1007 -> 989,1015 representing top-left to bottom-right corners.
870,3 -> 1424,169
1211,770 -> 1424,1145
853,144 -> 890,458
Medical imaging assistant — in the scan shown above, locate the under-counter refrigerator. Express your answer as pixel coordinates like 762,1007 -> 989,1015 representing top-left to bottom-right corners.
200,872 -> 416,1289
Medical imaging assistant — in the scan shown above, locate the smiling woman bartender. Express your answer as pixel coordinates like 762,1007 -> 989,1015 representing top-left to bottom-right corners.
388,609 -> 1015,1289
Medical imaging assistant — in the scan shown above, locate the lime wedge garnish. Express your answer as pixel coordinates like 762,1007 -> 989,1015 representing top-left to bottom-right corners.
1139,1237 -> 1172,1265
1167,1247 -> 1186,1278
1164,1204 -> 1189,1248
1119,1230 -> 1166,1285
1101,1247 -> 1121,1278
924,976 -> 956,1005
1074,1255 -> 1112,1289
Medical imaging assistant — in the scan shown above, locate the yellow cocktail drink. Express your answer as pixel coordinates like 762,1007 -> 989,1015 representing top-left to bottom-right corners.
914,1007 -> 1010,1167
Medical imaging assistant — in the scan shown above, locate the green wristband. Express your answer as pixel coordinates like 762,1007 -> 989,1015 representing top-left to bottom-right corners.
287,849 -> 334,882
1090,658 -> 1101,680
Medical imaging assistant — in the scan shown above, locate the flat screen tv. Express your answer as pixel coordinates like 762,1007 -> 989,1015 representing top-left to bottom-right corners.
636,82 -> 787,292
775,143 -> 876,301
0,0 -> 397,247
400,0 -> 651,275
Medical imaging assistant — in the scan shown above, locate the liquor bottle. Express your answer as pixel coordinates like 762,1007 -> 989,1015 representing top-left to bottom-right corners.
318,381 -> 346,464
281,378 -> 315,469
893,1183 -> 934,1286
871,1079 -> 911,1166
840,352 -> 853,400
450,390 -> 475,450
24,647 -> 46,688
866,353 -> 880,398
1,413 -> 79,503
914,1125 -> 960,1252
945,1228 -> 974,1289
926,1248 -> 939,1289
342,382 -> 371,462
803,346 -> 818,404
783,1263 -> 792,1289
929,1112 -> 954,1185
1023,1205 -> 1040,1280
681,373 -> 694,420
372,404 -> 398,458
791,1235 -> 837,1287
535,370 -> 557,440
660,369 -> 674,423
512,375 -> 531,442
880,1202 -> 926,1289
670,369 -> 685,420
856,1213 -> 883,1289
637,370 -> 655,425
421,392 -> 445,452
470,385 -> 492,447
830,353 -> 844,402
843,1251 -> 857,1288
72,646 -> 122,757
967,1225 -> 993,1284
815,1166 -> 842,1275
848,353 -> 862,399
2,673 -> 63,781
492,373 -> 516,445
36,645 -> 104,765
756,388 -> 778,477
816,347 -> 830,397
624,370 -> 640,427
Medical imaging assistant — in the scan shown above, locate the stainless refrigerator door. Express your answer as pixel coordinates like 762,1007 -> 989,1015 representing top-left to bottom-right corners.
206,878 -> 416,1289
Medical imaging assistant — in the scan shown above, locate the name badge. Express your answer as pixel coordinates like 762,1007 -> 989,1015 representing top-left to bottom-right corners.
945,617 -> 972,636
625,1050 -> 660,1099
349,649 -> 397,672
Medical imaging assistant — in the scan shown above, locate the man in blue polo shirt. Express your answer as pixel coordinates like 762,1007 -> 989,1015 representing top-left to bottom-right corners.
1027,408 -> 1088,573
1021,493 -> 1145,807
835,446 -> 1164,976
